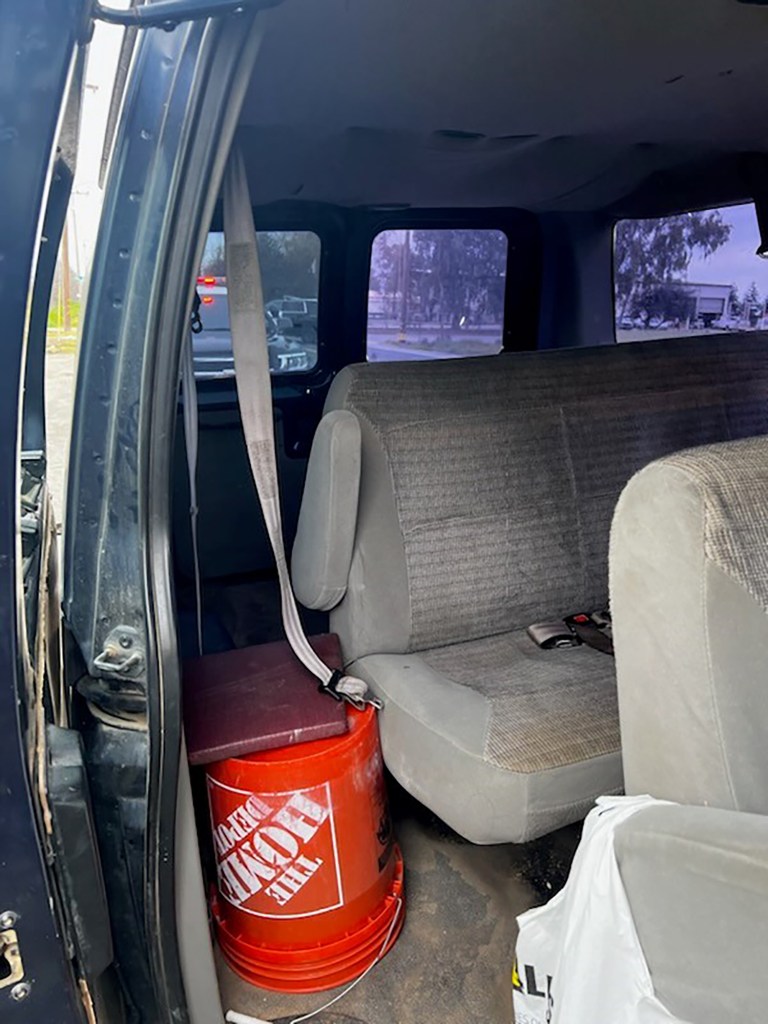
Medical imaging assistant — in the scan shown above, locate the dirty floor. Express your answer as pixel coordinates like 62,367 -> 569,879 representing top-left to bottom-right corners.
182,579 -> 581,1023
216,786 -> 580,1024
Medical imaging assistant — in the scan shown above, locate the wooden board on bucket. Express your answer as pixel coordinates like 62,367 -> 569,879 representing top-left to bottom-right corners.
183,633 -> 348,766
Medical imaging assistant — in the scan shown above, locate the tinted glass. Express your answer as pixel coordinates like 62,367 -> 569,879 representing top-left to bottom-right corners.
614,204 -> 767,342
197,293 -> 229,330
193,230 -> 321,377
367,228 -> 507,362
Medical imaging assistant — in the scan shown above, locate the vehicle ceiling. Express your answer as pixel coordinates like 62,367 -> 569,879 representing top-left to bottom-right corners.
237,0 -> 768,217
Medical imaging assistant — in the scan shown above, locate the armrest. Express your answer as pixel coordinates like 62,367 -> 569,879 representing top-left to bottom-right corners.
291,410 -> 361,611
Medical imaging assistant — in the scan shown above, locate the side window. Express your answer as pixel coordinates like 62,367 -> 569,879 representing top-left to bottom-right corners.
367,228 -> 507,362
194,229 -> 321,377
614,203 -> 767,342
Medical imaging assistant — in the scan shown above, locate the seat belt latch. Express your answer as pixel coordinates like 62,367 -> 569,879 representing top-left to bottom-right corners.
564,611 -> 614,656
526,621 -> 580,650
527,610 -> 614,656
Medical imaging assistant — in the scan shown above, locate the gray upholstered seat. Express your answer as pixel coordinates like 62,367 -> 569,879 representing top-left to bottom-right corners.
293,334 -> 768,843
349,632 -> 619,843
568,434 -> 768,1022
612,434 -> 768,812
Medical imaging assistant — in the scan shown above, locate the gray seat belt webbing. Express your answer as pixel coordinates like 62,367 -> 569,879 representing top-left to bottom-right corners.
222,149 -> 373,708
181,334 -> 203,656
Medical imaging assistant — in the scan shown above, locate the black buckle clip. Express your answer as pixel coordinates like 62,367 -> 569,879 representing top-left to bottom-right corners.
318,668 -> 345,701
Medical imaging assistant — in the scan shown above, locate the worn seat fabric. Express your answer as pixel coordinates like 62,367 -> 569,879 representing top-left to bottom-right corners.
565,434 -> 768,1021
611,433 -> 768,812
349,631 -> 619,844
293,334 -> 768,843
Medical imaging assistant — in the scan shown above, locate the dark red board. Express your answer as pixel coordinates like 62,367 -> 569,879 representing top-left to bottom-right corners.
183,634 -> 348,766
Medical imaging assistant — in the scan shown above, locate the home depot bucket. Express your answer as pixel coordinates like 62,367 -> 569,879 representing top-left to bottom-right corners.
207,704 -> 404,993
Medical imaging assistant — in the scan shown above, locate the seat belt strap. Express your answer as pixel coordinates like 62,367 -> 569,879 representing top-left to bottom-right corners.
222,148 -> 376,709
180,330 -> 203,656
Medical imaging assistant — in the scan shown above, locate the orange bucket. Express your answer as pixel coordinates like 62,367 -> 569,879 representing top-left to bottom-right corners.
207,704 -> 405,992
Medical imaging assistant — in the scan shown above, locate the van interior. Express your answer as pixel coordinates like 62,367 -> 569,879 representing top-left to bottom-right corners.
82,2 -> 768,1022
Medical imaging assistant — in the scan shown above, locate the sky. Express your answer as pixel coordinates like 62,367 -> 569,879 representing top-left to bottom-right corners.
69,11 -> 127,276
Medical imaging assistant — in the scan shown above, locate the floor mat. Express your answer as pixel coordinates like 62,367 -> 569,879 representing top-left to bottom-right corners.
216,786 -> 580,1024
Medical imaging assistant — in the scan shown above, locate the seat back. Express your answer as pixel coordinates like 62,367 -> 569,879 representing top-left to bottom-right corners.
611,434 -> 768,812
294,334 -> 768,664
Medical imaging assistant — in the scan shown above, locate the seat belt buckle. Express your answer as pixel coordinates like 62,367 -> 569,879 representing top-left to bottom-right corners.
564,611 -> 614,656
590,609 -> 612,630
318,668 -> 345,701
526,621 -> 580,650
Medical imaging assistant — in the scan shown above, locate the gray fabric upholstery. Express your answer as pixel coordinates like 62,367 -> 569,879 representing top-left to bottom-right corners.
296,334 -> 768,843
327,334 -> 768,659
615,803 -> 768,1024
557,438 -> 768,1018
292,410 -> 362,611
417,632 -> 619,775
350,632 -> 621,844
611,435 -> 768,811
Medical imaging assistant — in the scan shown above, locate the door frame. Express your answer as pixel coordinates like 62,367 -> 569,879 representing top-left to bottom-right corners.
0,1 -> 94,1019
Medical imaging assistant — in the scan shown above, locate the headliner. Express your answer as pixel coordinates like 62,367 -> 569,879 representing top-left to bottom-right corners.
238,0 -> 768,215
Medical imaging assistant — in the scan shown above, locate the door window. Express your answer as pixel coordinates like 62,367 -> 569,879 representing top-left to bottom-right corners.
194,230 -> 321,377
614,204 -> 768,341
367,228 -> 508,362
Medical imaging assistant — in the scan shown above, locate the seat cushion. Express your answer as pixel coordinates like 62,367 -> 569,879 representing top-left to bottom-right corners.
350,629 -> 622,843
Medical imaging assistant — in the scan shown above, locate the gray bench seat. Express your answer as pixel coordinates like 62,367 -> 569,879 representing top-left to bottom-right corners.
292,334 -> 768,843
350,631 -> 618,843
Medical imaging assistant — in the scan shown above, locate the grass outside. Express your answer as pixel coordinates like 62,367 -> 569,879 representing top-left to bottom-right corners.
47,298 -> 80,354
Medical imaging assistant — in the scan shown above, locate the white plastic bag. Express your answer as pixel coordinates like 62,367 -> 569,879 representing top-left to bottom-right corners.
513,795 -> 689,1024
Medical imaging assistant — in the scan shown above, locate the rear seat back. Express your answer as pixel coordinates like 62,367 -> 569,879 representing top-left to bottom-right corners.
612,433 -> 768,812
292,333 -> 768,843
311,334 -> 768,662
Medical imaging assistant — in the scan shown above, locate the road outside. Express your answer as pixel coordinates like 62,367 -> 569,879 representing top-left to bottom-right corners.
366,323 -> 502,362
45,350 -> 77,525
615,326 -> 734,344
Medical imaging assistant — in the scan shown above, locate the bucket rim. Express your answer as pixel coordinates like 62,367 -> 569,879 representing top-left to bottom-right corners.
214,848 -> 405,994
212,703 -> 375,771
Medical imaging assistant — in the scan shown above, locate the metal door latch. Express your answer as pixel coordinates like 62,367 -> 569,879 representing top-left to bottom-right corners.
0,921 -> 25,991
93,626 -> 145,678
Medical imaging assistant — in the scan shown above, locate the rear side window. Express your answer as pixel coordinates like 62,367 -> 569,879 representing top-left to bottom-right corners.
194,230 -> 321,377
614,204 -> 767,342
367,228 -> 507,362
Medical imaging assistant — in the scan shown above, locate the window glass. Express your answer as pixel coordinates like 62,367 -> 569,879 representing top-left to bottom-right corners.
44,211 -> 79,521
367,229 -> 507,361
193,230 -> 320,377
614,204 -> 768,342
